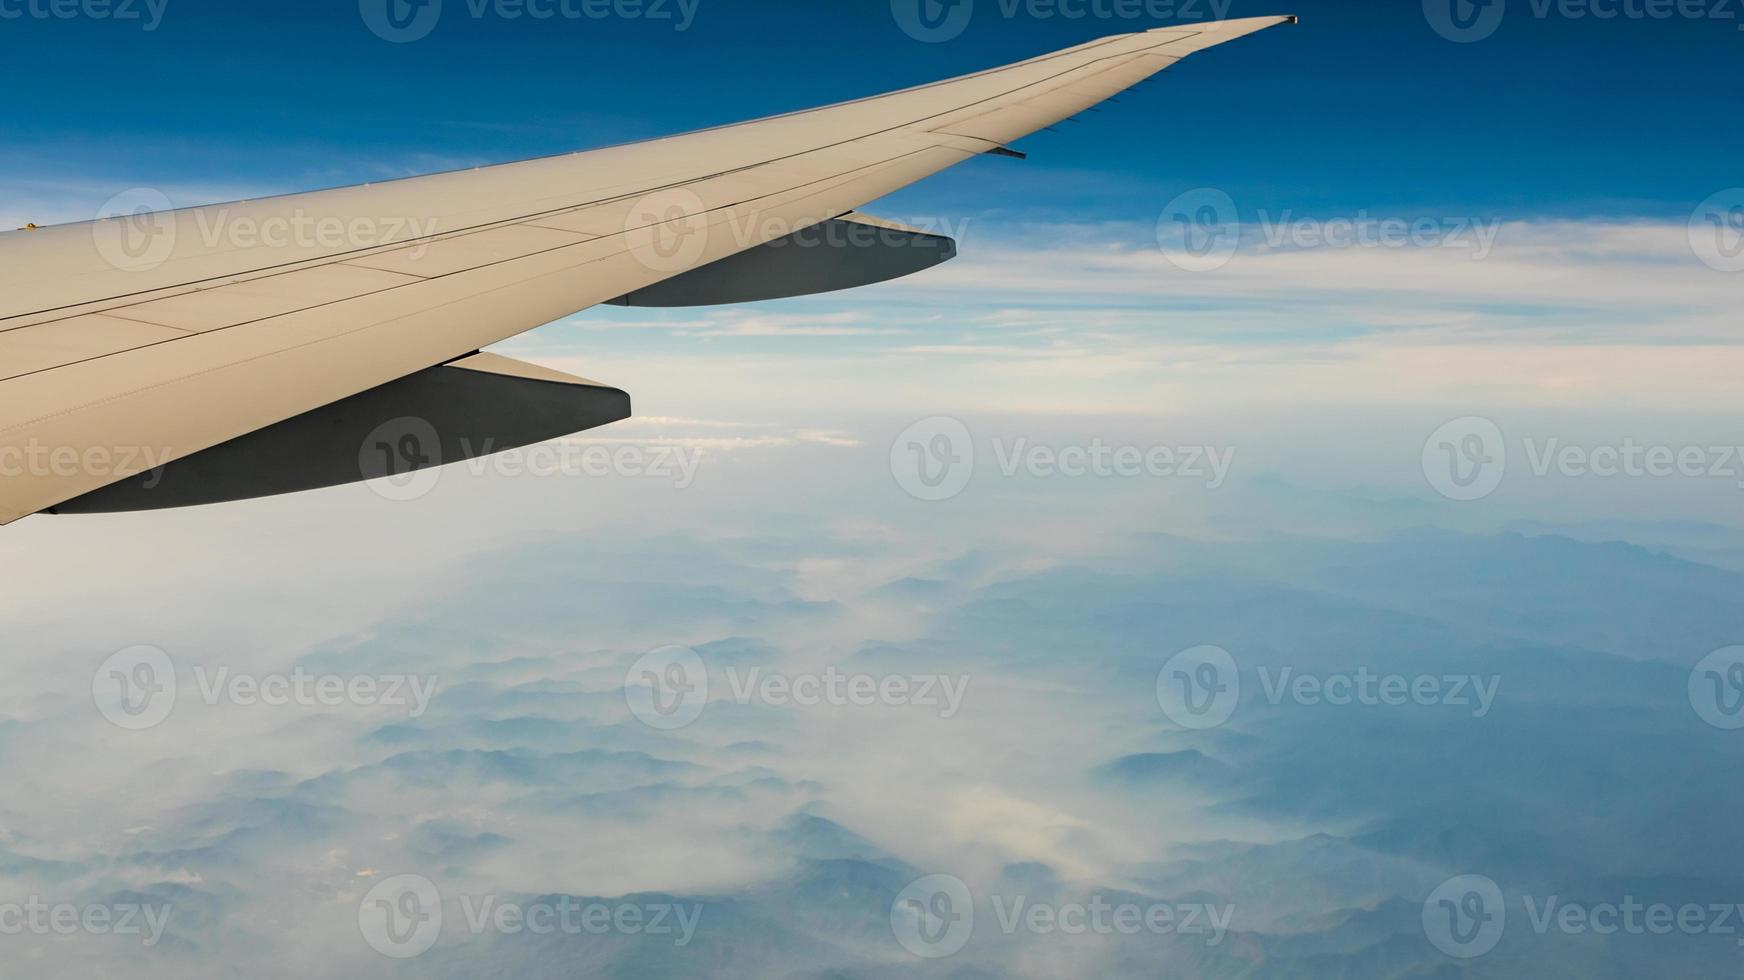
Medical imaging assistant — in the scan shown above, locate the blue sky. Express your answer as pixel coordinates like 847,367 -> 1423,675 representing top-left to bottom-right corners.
4,0 -> 1738,221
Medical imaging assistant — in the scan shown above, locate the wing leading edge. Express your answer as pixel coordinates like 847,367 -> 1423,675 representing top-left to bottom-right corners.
0,15 -> 1296,523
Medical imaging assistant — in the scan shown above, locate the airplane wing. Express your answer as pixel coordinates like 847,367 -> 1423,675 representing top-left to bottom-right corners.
0,15 -> 1295,523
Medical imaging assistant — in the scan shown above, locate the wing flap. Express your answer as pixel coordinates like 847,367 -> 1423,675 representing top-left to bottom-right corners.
51,351 -> 631,514
609,212 -> 957,308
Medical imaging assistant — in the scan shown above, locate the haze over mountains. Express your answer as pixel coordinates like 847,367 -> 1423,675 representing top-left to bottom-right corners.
3,431 -> 1738,978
